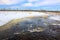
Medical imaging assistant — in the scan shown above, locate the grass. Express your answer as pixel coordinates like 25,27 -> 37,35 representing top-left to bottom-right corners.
0,18 -> 24,31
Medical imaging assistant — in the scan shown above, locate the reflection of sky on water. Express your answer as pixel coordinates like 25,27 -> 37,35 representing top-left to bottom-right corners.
49,15 -> 60,21
0,12 -> 60,26
0,12 -> 48,26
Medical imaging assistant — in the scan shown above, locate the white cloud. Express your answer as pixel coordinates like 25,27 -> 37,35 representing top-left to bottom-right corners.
38,0 -> 60,6
0,0 -> 60,7
27,0 -> 39,2
22,3 -> 33,6
0,0 -> 24,5
22,0 -> 60,7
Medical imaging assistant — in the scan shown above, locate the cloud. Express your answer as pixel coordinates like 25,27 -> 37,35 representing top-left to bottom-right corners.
0,0 -> 24,5
22,3 -> 33,6
38,0 -> 60,5
0,0 -> 60,8
22,0 -> 60,7
27,0 -> 39,2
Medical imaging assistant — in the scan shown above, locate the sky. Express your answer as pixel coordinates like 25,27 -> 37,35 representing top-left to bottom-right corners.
0,0 -> 60,10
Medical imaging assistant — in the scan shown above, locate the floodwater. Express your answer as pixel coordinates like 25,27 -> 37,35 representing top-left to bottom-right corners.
0,12 -> 60,40
0,12 -> 48,26
0,12 -> 60,26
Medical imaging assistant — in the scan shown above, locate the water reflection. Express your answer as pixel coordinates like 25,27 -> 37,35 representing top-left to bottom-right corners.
0,15 -> 60,40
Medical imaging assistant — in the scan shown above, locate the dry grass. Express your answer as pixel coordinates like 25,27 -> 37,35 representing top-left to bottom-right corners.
0,19 -> 24,31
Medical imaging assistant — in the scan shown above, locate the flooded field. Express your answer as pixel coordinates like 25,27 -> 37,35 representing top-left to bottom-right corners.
0,11 -> 60,40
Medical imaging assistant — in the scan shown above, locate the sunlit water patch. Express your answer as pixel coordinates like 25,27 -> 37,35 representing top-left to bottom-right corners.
0,12 -> 48,26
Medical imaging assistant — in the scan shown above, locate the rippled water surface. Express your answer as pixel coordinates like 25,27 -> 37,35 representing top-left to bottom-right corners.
0,12 -> 60,40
